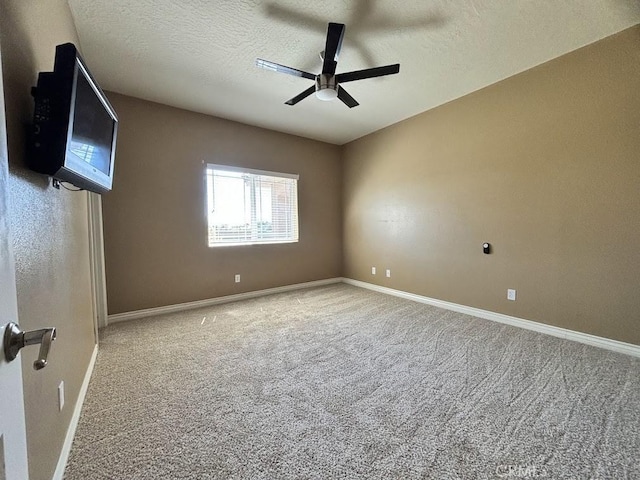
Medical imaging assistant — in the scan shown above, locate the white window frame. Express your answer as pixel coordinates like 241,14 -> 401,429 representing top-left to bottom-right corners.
205,163 -> 299,247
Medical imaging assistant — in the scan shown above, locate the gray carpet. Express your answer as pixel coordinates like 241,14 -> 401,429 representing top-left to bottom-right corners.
64,284 -> 640,479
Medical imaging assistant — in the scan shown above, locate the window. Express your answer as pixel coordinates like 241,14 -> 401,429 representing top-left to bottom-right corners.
206,164 -> 299,247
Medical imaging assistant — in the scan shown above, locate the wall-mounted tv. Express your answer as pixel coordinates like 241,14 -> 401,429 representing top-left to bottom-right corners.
29,43 -> 118,194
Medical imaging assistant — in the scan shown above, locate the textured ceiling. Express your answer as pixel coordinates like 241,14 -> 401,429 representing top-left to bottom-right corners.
67,0 -> 640,145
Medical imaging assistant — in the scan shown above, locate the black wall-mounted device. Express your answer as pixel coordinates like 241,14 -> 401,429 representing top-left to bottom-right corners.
483,243 -> 491,254
29,43 -> 118,194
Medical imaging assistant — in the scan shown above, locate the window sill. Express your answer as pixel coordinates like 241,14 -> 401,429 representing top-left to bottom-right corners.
208,240 -> 299,248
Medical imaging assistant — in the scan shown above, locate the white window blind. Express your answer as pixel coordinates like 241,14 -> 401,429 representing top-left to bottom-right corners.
206,164 -> 299,247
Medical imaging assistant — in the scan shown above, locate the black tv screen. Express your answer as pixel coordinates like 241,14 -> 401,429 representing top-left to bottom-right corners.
30,43 -> 118,194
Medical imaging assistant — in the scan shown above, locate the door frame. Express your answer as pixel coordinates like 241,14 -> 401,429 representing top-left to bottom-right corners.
0,26 -> 30,480
88,192 -> 108,332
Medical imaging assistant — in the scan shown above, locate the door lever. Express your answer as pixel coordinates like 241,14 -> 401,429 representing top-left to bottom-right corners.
3,322 -> 57,370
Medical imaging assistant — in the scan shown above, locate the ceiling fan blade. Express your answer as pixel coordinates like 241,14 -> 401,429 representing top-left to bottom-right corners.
337,86 -> 359,108
285,85 -> 316,106
322,23 -> 345,75
255,58 -> 315,80
336,64 -> 400,83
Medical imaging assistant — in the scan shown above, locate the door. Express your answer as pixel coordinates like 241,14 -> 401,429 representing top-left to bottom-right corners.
0,34 -> 30,480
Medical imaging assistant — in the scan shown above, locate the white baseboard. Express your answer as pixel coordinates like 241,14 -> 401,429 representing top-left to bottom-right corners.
52,343 -> 98,480
108,277 -> 344,324
343,278 -> 640,358
106,276 -> 639,358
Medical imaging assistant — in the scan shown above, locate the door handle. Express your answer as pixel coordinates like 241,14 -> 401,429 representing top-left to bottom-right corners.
3,322 -> 57,370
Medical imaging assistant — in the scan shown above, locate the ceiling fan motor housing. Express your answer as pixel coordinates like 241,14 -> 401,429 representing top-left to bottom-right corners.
315,74 -> 338,101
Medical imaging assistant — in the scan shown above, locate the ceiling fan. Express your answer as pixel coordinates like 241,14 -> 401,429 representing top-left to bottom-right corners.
255,22 -> 400,108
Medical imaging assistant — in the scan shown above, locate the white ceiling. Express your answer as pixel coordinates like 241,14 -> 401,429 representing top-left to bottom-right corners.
67,0 -> 640,145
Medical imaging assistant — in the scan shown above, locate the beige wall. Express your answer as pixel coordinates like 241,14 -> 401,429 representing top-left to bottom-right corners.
103,93 -> 342,314
342,25 -> 640,346
0,1 -> 97,479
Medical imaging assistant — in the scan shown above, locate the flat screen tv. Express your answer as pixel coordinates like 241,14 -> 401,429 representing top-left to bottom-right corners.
30,43 -> 118,194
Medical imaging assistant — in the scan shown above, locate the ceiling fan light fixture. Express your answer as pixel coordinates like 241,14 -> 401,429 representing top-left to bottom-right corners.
316,87 -> 338,101
315,74 -> 338,101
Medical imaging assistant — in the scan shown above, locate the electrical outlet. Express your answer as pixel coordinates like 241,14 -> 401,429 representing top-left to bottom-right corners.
58,381 -> 65,411
507,289 -> 516,301
371,267 -> 376,275
234,274 -> 241,283
386,269 -> 391,278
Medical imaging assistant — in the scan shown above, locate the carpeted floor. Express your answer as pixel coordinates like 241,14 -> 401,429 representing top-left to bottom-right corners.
64,284 -> 640,479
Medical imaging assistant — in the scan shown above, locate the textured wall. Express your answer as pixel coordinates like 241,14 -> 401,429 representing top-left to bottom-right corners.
103,93 -> 343,314
342,25 -> 640,345
0,1 -> 97,479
